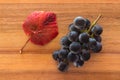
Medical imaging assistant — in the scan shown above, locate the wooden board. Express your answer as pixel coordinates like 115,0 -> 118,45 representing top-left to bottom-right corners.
0,3 -> 120,80
0,0 -> 120,3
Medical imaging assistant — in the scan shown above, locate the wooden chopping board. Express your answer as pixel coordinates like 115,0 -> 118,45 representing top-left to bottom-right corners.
0,3 -> 119,80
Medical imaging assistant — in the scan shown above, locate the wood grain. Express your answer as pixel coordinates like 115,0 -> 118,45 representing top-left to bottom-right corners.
0,3 -> 120,80
0,0 -> 120,3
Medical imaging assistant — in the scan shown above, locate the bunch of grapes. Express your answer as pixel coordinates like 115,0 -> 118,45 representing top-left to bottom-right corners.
52,14 -> 103,72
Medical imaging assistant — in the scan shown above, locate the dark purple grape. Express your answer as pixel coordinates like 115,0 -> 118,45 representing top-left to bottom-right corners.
61,36 -> 71,48
52,50 -> 60,61
69,23 -> 80,32
92,42 -> 102,53
89,38 -> 97,49
79,32 -> 89,43
58,49 -> 69,59
81,49 -> 91,61
58,62 -> 69,72
73,59 -> 84,67
67,52 -> 78,62
73,16 -> 86,30
68,31 -> 79,42
69,42 -> 81,52
85,19 -> 91,30
94,35 -> 102,42
92,24 -> 103,36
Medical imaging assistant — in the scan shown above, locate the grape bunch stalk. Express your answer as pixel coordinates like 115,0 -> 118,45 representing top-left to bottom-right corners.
52,14 -> 103,72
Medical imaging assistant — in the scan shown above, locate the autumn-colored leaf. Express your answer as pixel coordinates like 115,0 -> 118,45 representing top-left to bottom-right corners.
20,11 -> 58,53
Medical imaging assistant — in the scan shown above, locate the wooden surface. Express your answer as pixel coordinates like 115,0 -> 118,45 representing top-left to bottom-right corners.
0,0 -> 120,3
0,3 -> 120,80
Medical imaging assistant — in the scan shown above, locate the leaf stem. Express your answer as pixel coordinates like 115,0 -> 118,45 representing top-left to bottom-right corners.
19,37 -> 30,54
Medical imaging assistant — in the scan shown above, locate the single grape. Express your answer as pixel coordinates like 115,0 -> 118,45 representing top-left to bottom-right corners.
92,42 -> 102,53
79,32 -> 89,43
67,52 -> 78,62
58,61 -> 69,72
81,49 -> 91,61
69,42 -> 81,52
52,50 -> 64,62
73,59 -> 84,67
92,24 -> 103,36
52,50 -> 60,61
94,35 -> 102,42
58,49 -> 69,59
73,16 -> 86,30
68,31 -> 79,42
85,18 -> 91,30
69,23 -> 80,32
89,38 -> 97,49
61,36 -> 71,48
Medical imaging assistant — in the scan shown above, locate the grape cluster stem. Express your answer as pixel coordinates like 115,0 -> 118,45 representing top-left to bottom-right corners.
87,14 -> 102,33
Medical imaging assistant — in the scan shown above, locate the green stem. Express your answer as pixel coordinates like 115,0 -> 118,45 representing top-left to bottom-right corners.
87,14 -> 102,33
91,33 -> 94,38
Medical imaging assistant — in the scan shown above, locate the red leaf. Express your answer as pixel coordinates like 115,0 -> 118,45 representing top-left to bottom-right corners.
23,11 -> 58,45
